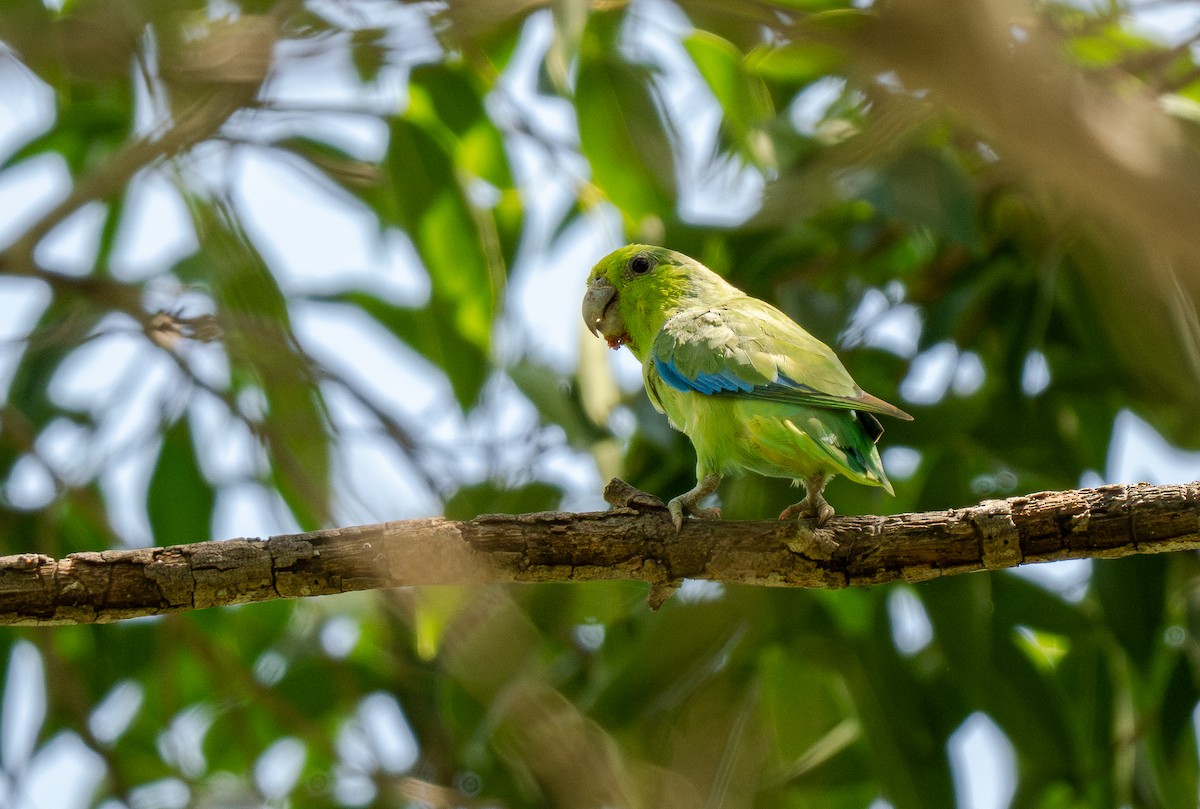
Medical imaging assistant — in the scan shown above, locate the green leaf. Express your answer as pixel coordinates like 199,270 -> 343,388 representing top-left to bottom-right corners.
843,600 -> 958,809
458,120 -> 515,190
918,575 -> 1078,775
407,62 -> 520,264
749,41 -> 844,85
4,295 -> 101,435
1159,651 -> 1199,762
190,202 -> 332,530
332,291 -> 489,409
758,645 -> 865,782
866,147 -> 979,247
409,62 -> 488,138
507,361 -> 608,451
386,118 -> 497,353
1093,555 -> 1167,672
576,16 -> 676,225
147,417 -> 214,545
272,136 -> 390,214
444,480 -> 562,520
1068,24 -> 1158,69
683,31 -> 774,165
0,0 -> 52,57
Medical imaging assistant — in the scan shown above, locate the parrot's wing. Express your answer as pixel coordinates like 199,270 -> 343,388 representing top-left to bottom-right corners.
651,298 -> 913,421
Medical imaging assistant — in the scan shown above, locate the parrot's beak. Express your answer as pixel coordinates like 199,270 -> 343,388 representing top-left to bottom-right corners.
582,278 -> 616,337
582,277 -> 629,349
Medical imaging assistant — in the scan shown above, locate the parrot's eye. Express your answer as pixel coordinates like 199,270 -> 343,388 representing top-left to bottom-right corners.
629,255 -> 653,275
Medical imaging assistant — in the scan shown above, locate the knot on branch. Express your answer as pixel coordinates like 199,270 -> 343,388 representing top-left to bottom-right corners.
972,500 -> 1022,569
602,478 -> 667,512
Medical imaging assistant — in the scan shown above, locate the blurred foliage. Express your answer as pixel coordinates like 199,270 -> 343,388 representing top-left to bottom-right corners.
1,0 -> 1199,807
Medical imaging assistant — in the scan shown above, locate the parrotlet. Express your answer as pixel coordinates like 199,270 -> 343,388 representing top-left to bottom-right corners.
582,244 -> 912,529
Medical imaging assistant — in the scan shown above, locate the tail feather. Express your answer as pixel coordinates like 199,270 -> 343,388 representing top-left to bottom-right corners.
742,409 -> 894,493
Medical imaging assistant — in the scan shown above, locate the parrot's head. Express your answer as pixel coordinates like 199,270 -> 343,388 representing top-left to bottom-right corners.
583,244 -> 733,359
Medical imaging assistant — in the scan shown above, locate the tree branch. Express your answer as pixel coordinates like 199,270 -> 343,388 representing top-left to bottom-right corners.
1,482 -> 1196,625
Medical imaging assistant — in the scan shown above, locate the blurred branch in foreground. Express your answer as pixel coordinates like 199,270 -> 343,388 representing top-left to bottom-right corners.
0,481 -> 1195,625
847,0 -> 1200,396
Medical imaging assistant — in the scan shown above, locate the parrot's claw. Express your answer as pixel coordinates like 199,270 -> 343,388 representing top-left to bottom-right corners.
780,474 -> 834,526
666,473 -> 723,532
779,500 -> 835,526
669,500 -> 684,531
668,498 -> 721,531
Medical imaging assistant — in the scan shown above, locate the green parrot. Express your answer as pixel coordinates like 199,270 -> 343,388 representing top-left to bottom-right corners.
582,244 -> 912,529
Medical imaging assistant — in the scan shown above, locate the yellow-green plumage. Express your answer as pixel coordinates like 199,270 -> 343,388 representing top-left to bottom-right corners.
582,244 -> 912,527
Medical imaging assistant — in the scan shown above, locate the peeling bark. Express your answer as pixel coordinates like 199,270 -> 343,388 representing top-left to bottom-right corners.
0,482 -> 1196,625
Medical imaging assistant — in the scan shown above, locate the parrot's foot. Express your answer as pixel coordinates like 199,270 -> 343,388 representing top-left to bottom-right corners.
779,474 -> 834,526
667,474 -> 722,532
668,501 -> 722,530
779,498 -> 834,526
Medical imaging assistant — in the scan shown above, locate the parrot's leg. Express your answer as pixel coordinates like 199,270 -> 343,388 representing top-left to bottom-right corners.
667,474 -> 722,531
779,473 -> 835,526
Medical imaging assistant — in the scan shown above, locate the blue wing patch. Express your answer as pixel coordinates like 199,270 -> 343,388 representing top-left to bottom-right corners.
654,356 -> 755,395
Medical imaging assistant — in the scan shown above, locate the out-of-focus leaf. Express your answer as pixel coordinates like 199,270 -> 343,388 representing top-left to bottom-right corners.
147,417 -> 213,546
0,0 -> 53,71
918,575 -> 1078,775
759,645 -> 865,784
508,361 -> 609,450
444,480 -> 562,520
1093,555 -> 1167,672
770,0 -> 860,10
93,194 -> 126,275
1067,24 -> 1158,69
190,203 -> 332,530
591,600 -> 748,724
683,31 -> 774,165
408,62 -> 522,268
843,600 -> 958,809
1159,651 -> 1199,762
436,0 -> 538,71
409,62 -> 488,138
3,296 -> 101,433
272,136 -> 391,216
331,291 -> 489,409
413,587 -> 471,661
1047,630 -> 1115,805
458,122 -> 515,191
522,580 -> 647,631
386,118 -> 497,355
408,61 -> 516,187
866,147 -> 979,247
576,13 -> 676,225
991,571 -> 1089,638
275,656 -> 342,719
749,41 -> 845,85
2,80 -> 131,175
918,254 -> 1018,348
